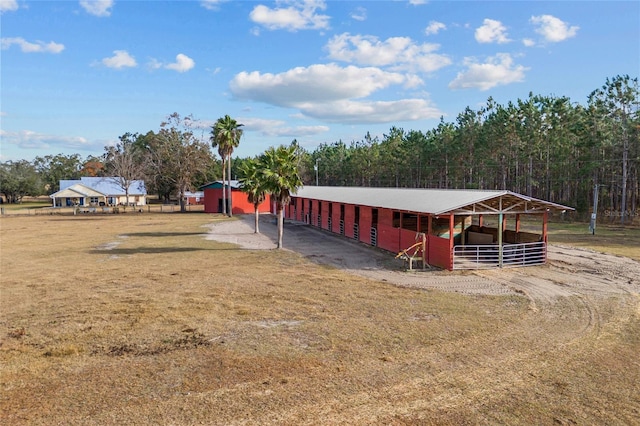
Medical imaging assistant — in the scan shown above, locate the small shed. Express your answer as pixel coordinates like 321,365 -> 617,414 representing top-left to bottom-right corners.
183,191 -> 205,205
286,186 -> 573,270
200,180 -> 271,214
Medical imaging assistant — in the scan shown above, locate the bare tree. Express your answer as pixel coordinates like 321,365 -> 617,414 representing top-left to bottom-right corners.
105,133 -> 146,209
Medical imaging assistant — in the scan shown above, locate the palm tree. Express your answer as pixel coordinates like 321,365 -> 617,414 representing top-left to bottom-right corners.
209,136 -> 227,215
211,115 -> 244,216
259,144 -> 303,249
238,158 -> 267,233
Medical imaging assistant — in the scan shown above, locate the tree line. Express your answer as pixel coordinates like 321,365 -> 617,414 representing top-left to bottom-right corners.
1,75 -> 638,223
290,75 -> 638,223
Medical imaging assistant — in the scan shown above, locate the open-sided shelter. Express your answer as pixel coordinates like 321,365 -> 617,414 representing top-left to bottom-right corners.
200,180 -> 271,214
285,186 -> 573,270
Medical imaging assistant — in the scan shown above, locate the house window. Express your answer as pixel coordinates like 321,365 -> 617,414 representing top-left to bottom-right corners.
90,197 -> 99,205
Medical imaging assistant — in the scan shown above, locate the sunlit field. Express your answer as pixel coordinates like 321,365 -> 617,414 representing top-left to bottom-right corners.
1,213 -> 639,424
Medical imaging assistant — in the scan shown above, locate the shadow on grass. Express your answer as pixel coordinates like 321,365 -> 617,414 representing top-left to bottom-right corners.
123,232 -> 207,237
90,246 -> 242,255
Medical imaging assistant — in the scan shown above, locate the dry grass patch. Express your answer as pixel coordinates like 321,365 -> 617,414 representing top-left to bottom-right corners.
1,213 -> 639,425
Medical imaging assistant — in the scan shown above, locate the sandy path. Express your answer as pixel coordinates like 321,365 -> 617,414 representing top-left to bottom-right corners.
204,215 -> 640,301
204,214 -> 640,348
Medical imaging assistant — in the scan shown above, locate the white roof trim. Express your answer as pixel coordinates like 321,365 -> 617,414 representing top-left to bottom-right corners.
292,186 -> 574,215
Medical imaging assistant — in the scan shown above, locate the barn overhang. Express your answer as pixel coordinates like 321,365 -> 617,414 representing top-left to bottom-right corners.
438,192 -> 573,216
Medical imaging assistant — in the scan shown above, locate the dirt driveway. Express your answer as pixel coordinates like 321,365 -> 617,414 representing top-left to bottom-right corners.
204,215 -> 640,301
205,214 -> 640,351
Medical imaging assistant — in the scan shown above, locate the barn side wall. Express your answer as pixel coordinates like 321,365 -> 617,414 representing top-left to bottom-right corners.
204,188 -> 270,214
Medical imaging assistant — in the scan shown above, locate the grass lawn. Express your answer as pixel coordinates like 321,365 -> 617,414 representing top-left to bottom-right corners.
1,213 -> 639,424
547,221 -> 640,261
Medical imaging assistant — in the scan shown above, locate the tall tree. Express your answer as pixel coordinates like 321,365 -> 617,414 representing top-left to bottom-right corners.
259,143 -> 303,249
0,160 -> 41,203
238,158 -> 267,233
211,115 -> 244,216
105,133 -> 146,209
33,153 -> 83,194
588,75 -> 639,224
145,113 -> 213,212
80,156 -> 106,177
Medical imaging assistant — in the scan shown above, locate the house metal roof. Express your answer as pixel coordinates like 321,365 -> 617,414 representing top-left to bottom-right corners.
60,177 -> 146,195
292,186 -> 574,215
50,183 -> 107,199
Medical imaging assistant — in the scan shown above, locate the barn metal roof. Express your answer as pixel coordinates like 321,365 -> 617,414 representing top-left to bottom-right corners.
292,186 -> 573,215
199,180 -> 241,190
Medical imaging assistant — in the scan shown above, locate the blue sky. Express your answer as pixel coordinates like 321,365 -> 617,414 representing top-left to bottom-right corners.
1,0 -> 638,162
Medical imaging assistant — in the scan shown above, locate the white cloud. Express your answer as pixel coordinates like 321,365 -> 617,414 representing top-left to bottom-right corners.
0,0 -> 18,13
0,129 -> 99,151
448,53 -> 528,91
200,0 -> 228,11
299,99 -> 442,124
531,14 -> 579,43
250,0 -> 330,31
165,53 -> 195,72
101,50 -> 137,69
350,6 -> 366,22
325,33 -> 451,73
240,117 -> 329,137
522,38 -> 535,47
425,21 -> 446,36
79,0 -> 114,17
230,63 -> 407,106
148,54 -> 196,72
230,63 -> 443,124
1,37 -> 65,53
475,18 -> 511,44
408,0 -> 426,5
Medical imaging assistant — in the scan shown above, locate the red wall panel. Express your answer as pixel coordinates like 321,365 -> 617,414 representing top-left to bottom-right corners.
331,202 -> 341,234
321,202 -> 329,230
399,228 -> 419,253
204,189 -> 270,214
344,204 -> 355,238
428,235 -> 453,270
359,206 -> 372,244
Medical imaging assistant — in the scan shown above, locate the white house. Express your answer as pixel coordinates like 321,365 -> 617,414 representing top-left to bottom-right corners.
50,177 -> 147,207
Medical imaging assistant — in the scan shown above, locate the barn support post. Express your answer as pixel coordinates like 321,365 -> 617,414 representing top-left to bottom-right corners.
543,210 -> 549,262
421,232 -> 427,270
498,197 -> 504,268
515,214 -> 521,232
498,212 -> 504,268
449,214 -> 455,270
478,214 -> 484,227
427,215 -> 432,265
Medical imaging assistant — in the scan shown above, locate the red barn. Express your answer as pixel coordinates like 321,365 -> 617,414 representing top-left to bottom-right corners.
200,180 -> 271,214
285,186 -> 573,270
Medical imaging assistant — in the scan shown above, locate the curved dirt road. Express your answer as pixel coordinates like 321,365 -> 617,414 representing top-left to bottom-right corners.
205,215 -> 640,300
205,215 -> 640,345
